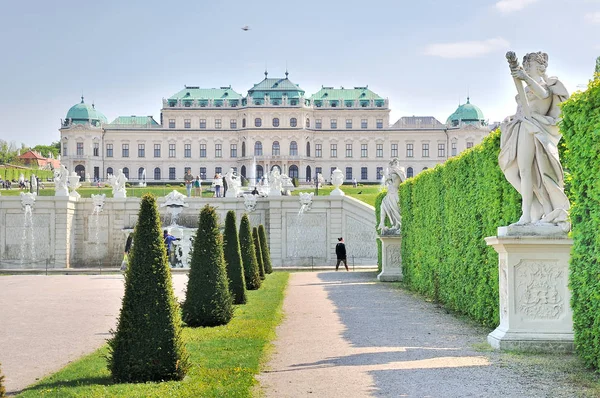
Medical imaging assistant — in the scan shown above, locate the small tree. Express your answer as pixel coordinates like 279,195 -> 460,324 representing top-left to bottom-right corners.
239,214 -> 261,290
223,211 -> 247,304
258,224 -> 273,274
107,193 -> 189,383
0,362 -> 5,398
183,205 -> 234,326
253,227 -> 266,280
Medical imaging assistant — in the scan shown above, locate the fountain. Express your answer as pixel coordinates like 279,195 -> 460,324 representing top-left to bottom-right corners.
159,190 -> 194,267
298,192 -> 314,213
91,194 -> 106,266
244,193 -> 258,212
250,156 -> 257,186
20,192 -> 36,264
138,168 -> 147,187
68,172 -> 82,198
330,168 -> 345,196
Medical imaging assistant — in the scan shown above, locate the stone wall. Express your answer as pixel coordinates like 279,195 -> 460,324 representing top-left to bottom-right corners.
0,194 -> 376,269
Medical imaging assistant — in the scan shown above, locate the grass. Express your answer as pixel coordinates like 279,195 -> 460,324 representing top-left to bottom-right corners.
3,184 -> 383,206
17,272 -> 289,397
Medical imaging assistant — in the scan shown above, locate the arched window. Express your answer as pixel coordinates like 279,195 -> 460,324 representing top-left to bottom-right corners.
74,164 -> 85,181
306,142 -> 311,157
272,141 -> 280,156
256,165 -> 264,180
254,141 -> 263,156
255,118 -> 262,127
290,117 -> 297,127
289,165 -> 299,179
122,167 -> 129,179
241,165 -> 246,178
290,141 -> 298,156
306,118 -> 310,128
241,141 -> 246,157
306,165 -> 311,182
107,167 -> 113,176
406,167 -> 414,178
154,167 -> 161,180
272,118 -> 280,127
138,167 -> 145,180
242,118 -> 246,128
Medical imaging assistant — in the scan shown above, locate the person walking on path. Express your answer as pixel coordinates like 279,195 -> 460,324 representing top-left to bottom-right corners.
335,237 -> 349,271
194,176 -> 202,197
184,169 -> 194,198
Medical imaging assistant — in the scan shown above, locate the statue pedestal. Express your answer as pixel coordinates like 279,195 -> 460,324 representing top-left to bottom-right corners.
485,228 -> 573,352
377,235 -> 402,282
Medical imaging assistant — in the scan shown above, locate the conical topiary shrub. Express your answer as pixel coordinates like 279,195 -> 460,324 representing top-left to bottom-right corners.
253,227 -> 266,280
223,210 -> 247,305
258,224 -> 273,274
182,205 -> 234,326
0,362 -> 5,398
107,194 -> 189,383
239,214 -> 261,290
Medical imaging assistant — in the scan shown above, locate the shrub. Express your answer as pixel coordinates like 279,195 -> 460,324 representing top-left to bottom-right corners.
222,211 -> 247,304
253,227 -> 266,280
239,214 -> 261,290
107,193 -> 189,383
561,77 -> 600,369
0,362 -> 5,397
388,130 -> 520,328
183,205 -> 234,326
258,224 -> 272,274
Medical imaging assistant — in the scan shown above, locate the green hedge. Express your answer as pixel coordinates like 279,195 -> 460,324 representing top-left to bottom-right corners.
0,167 -> 53,181
393,130 -> 520,327
560,77 -> 600,368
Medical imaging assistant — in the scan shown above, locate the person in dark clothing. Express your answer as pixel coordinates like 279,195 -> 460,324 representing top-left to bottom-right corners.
121,233 -> 133,271
163,230 -> 180,267
335,237 -> 349,271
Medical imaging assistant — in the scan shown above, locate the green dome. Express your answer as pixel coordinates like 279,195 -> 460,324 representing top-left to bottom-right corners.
66,96 -> 107,126
446,97 -> 485,126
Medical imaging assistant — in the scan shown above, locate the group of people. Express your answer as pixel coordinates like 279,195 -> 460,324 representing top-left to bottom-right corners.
184,170 -> 202,198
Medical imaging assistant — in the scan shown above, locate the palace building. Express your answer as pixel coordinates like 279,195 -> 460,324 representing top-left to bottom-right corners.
59,72 -> 489,184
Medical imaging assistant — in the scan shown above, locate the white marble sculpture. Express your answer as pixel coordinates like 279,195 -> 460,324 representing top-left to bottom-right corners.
108,169 -> 128,198
243,193 -> 258,212
68,172 -> 82,198
330,168 -> 345,196
160,190 -> 189,208
281,173 -> 295,195
299,192 -> 314,211
316,173 -> 325,188
269,168 -> 283,196
499,51 -> 570,231
54,164 -> 69,197
20,192 -> 36,209
378,158 -> 405,234
91,193 -> 106,211
224,168 -> 242,198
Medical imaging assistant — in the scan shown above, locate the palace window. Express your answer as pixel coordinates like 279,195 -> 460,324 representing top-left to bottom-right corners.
200,144 -> 206,158
438,143 -> 445,157
330,144 -> 337,158
138,144 -> 145,158
254,141 -> 263,156
122,144 -> 129,158
315,144 -> 322,158
361,144 -> 368,158
230,144 -> 237,158
330,119 -> 337,129
106,144 -> 113,158
215,119 -> 222,129
93,142 -> 99,157
76,142 -> 84,156
169,119 -> 175,128
306,142 -> 311,157
154,144 -> 161,157
123,167 -> 129,179
466,141 -> 474,149
169,143 -> 176,158
406,143 -> 414,157
255,118 -> 262,127
272,141 -> 280,156
169,167 -> 176,180
422,143 -> 429,158
315,119 -> 322,129
451,142 -> 457,156
361,119 -> 368,129
361,167 -> 368,180
215,144 -> 222,158
273,118 -> 279,127
290,141 -> 298,156
215,167 -> 222,175
290,117 -> 297,127
154,167 -> 161,181
242,118 -> 246,128
346,167 -> 352,180
184,144 -> 191,158
376,119 -> 383,129
62,142 -> 67,156
230,119 -> 237,129
200,119 -> 206,129
407,167 -> 414,178
376,167 -> 383,180
391,144 -> 398,158
376,144 -> 383,158
289,165 -> 299,178
346,143 -> 352,158
184,119 -> 191,129
346,119 -> 352,129
107,167 -> 113,176
200,167 -> 206,180
306,118 -> 310,128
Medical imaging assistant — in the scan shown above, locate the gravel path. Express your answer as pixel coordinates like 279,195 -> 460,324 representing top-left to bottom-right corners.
258,271 -> 593,397
0,274 -> 187,395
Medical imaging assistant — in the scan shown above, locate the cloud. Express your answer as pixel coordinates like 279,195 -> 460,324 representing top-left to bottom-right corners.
495,0 -> 540,13
423,38 -> 510,59
584,11 -> 600,23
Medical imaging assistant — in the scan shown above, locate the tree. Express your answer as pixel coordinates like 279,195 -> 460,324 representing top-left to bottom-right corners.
253,227 -> 266,280
0,362 -> 5,397
239,214 -> 261,290
182,205 -> 234,326
107,193 -> 189,383
258,224 -> 273,274
223,210 -> 247,304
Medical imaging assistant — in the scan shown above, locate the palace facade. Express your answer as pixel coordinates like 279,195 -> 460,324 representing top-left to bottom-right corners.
59,72 -> 489,184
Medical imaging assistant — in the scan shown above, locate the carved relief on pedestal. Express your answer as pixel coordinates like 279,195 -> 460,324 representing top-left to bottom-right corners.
385,244 -> 401,266
499,259 -> 508,325
345,216 -> 378,258
515,259 -> 565,319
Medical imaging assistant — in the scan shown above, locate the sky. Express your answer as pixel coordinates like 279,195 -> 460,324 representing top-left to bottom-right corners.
0,0 -> 598,147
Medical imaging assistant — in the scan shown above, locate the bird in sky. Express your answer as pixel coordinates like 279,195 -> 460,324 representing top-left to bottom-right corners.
241,26 -> 250,31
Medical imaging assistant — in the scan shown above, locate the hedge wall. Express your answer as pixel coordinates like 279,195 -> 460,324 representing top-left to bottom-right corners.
560,77 -> 600,368
394,130 -> 521,327
0,168 -> 53,181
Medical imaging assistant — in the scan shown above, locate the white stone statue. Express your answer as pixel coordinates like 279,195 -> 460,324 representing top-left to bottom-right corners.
316,173 -> 325,188
224,168 -> 242,198
243,193 -> 258,212
299,192 -> 314,211
160,190 -> 189,208
108,169 -> 128,198
54,164 -> 69,197
269,168 -> 283,196
499,51 -> 570,229
378,158 -> 405,234
20,192 -> 36,209
91,193 -> 106,212
68,172 -> 82,199
330,168 -> 345,196
281,173 -> 295,195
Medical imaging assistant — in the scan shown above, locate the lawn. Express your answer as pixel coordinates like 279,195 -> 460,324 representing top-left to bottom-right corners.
17,272 -> 289,397
2,184 -> 382,206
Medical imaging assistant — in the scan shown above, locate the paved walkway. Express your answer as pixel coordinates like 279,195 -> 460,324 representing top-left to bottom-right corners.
258,271 -> 590,397
0,274 -> 187,395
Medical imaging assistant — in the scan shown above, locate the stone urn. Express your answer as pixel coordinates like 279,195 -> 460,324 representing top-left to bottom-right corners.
330,168 -> 345,196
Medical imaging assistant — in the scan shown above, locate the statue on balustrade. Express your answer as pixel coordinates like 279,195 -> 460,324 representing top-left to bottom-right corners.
378,158 -> 405,234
